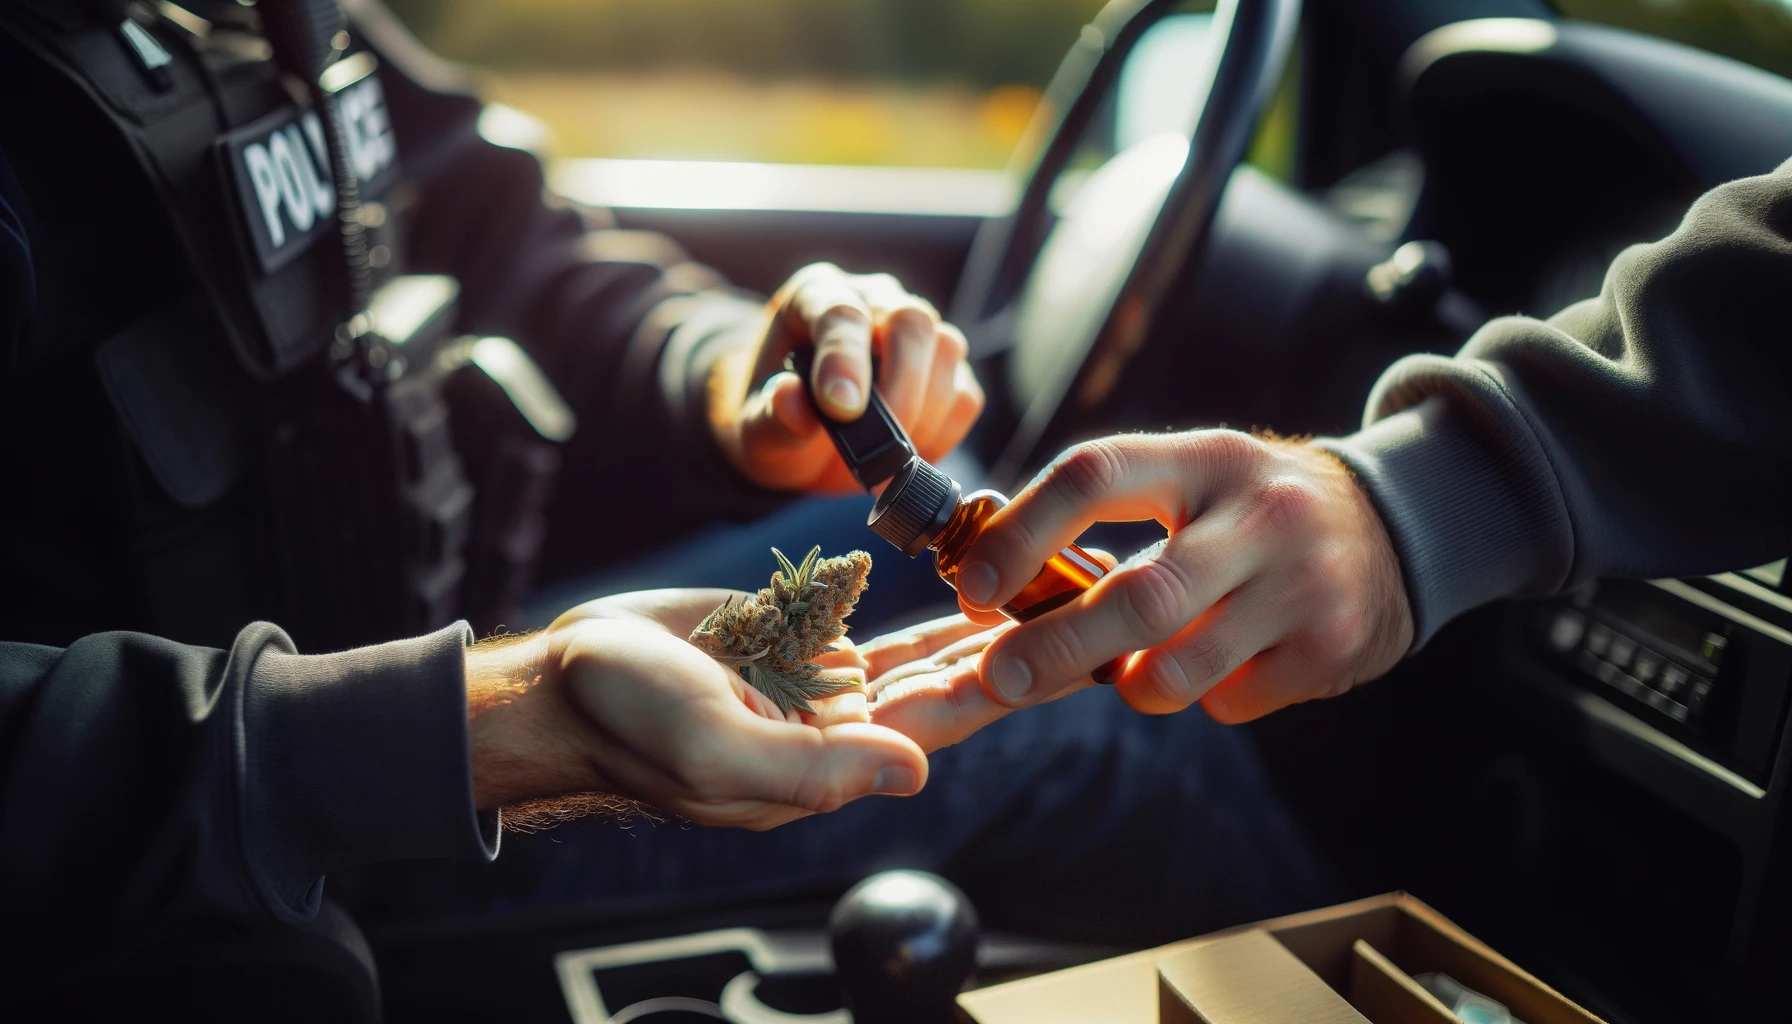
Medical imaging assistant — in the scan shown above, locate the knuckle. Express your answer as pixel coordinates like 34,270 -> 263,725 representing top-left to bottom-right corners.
938,325 -> 970,360
1048,440 -> 1126,506
805,760 -> 859,814
1312,601 -> 1371,662
1245,477 -> 1323,534
1028,619 -> 1089,678
1308,544 -> 1350,582
1114,559 -> 1193,640
888,304 -> 935,337
786,262 -> 840,297
1177,630 -> 1235,687
1157,534 -> 1220,592
814,303 -> 871,340
1137,655 -> 1197,709
984,508 -> 1047,571
794,776 -> 848,815
1190,429 -> 1264,474
947,674 -> 984,719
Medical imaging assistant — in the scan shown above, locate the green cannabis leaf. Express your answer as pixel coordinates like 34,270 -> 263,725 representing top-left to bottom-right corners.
689,546 -> 873,715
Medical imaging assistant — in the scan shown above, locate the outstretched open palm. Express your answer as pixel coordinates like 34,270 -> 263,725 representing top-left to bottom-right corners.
476,590 -> 930,831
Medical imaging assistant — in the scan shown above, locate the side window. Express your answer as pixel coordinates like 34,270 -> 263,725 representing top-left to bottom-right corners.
1552,0 -> 1792,81
383,0 -> 1107,169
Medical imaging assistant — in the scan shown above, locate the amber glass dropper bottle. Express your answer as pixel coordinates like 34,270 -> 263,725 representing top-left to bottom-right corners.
788,348 -> 1127,684
868,456 -> 1127,685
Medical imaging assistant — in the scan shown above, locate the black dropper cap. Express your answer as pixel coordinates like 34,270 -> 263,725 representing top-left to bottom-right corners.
868,457 -> 960,557
787,349 -> 961,557
786,349 -> 916,492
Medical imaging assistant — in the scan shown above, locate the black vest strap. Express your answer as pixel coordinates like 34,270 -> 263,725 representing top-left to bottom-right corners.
0,2 -> 358,378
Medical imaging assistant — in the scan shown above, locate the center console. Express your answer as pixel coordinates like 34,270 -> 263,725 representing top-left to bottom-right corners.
547,871 -> 1102,1024
1520,570 -> 1792,790
1490,562 -> 1792,1022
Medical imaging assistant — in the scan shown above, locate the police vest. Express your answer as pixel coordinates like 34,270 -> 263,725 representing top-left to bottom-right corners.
0,1 -> 565,651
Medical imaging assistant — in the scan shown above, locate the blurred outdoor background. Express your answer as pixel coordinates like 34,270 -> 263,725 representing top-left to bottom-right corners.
383,0 -> 1109,169
383,0 -> 1792,175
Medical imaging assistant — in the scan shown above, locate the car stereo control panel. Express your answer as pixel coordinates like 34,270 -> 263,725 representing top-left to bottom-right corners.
1522,572 -> 1792,787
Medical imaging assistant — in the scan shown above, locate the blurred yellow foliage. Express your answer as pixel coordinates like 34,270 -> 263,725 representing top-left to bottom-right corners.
978,85 -> 1045,153
389,0 -> 1097,168
485,72 -> 1045,167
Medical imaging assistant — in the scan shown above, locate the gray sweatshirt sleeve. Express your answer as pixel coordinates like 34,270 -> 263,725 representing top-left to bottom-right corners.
0,622 -> 497,975
1319,160 -> 1792,646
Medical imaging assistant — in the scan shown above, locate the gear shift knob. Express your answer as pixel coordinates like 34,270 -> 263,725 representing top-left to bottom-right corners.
830,870 -> 979,1024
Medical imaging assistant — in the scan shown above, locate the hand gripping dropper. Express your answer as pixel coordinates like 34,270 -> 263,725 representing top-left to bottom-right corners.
788,350 -> 1125,684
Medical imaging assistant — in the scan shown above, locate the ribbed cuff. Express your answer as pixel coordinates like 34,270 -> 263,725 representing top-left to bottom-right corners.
1316,392 -> 1573,649
654,292 -> 814,513
657,291 -> 767,434
237,621 -> 498,923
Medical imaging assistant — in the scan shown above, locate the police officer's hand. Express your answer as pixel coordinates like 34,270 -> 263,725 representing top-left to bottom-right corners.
710,263 -> 985,492
466,590 -> 927,830
951,432 -> 1415,723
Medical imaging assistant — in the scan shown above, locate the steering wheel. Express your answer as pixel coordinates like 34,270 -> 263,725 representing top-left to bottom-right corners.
950,0 -> 1300,486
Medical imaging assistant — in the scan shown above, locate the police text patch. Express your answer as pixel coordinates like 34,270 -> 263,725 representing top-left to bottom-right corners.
220,73 -> 397,274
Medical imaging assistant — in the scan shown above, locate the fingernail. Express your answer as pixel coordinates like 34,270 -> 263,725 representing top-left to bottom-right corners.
873,765 -> 918,795
989,654 -> 1033,703
958,562 -> 998,606
823,377 -> 863,416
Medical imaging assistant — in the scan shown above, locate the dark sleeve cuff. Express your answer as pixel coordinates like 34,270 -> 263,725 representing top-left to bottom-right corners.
626,290 -> 806,508
236,621 -> 498,924
1315,377 -> 1574,648
615,290 -> 757,427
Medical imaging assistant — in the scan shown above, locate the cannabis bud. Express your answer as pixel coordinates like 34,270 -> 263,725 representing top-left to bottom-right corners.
689,546 -> 873,714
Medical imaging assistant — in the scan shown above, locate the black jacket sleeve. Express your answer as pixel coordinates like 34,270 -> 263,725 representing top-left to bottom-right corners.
349,0 -> 784,545
1321,159 -> 1792,646
0,622 -> 497,981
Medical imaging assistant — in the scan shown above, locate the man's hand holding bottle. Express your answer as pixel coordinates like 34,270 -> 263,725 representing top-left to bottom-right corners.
949,431 -> 1415,724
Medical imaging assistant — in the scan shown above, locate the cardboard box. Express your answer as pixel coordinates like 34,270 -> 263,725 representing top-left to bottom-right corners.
1157,929 -> 1370,1024
956,893 -> 1607,1024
